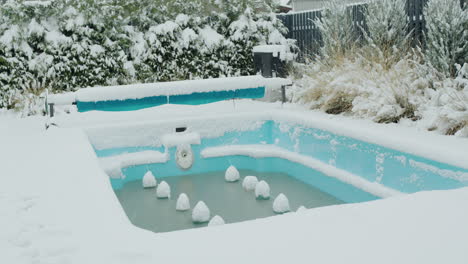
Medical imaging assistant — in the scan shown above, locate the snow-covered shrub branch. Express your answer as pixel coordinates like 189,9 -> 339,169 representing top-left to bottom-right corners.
363,0 -> 410,69
424,0 -> 468,77
314,0 -> 356,63
0,0 -> 294,109
291,0 -> 468,136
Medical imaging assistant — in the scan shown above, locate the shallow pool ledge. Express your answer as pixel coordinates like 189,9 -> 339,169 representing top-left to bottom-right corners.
201,144 -> 402,199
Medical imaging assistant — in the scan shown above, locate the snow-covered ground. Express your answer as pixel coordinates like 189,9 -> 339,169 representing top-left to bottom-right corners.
1,102 -> 468,264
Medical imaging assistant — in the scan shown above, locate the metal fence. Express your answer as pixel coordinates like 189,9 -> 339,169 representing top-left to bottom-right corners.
278,0 -> 465,61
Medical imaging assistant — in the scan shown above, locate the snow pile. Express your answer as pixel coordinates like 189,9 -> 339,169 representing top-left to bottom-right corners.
176,193 -> 190,211
142,171 -> 157,188
273,193 -> 290,213
255,180 -> 270,199
296,205 -> 307,212
192,201 -> 210,223
290,0 -> 467,137
156,181 -> 171,199
242,176 -> 259,191
208,215 -> 225,227
225,165 -> 240,182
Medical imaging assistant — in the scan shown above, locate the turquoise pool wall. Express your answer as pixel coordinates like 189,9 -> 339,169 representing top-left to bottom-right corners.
77,87 -> 265,112
270,121 -> 468,193
95,120 -> 468,202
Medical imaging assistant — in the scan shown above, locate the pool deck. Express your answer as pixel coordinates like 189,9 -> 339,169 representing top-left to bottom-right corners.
1,102 -> 468,264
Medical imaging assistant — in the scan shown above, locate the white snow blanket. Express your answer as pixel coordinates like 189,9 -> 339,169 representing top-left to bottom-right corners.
2,104 -> 468,264
161,132 -> 200,148
99,150 -> 168,178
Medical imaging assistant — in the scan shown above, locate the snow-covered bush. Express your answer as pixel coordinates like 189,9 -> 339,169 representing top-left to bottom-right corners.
291,53 -> 426,122
314,0 -> 356,62
292,0 -> 419,120
291,0 -> 468,136
291,57 -> 468,136
419,64 -> 468,136
424,0 -> 468,77
0,0 -> 292,110
363,0 -> 410,69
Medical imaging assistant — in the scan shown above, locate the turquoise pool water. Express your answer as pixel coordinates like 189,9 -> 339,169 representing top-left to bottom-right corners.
115,170 -> 343,233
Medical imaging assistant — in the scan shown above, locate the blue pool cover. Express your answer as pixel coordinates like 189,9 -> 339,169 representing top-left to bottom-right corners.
76,87 -> 265,112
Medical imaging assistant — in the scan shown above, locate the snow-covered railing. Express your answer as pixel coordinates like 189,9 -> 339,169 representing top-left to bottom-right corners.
47,75 -> 291,113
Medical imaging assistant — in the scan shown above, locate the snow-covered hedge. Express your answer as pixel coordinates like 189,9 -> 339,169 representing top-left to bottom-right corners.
0,0 -> 294,109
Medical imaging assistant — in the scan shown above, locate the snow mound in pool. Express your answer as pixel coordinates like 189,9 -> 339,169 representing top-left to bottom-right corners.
192,201 -> 210,223
225,165 -> 240,182
242,176 -> 258,191
208,215 -> 225,227
273,193 -> 290,213
296,205 -> 307,212
255,180 -> 270,199
176,193 -> 190,211
156,181 -> 171,198
142,171 -> 157,188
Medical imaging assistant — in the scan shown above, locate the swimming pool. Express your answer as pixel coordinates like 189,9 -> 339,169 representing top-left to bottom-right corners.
85,109 -> 468,232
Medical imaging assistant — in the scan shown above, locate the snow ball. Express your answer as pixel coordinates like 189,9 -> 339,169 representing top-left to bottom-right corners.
255,180 -> 270,199
225,165 -> 240,182
273,193 -> 290,214
176,193 -> 190,211
208,215 -> 225,227
142,171 -> 157,188
296,205 -> 307,212
242,176 -> 258,191
156,181 -> 171,198
192,201 -> 210,223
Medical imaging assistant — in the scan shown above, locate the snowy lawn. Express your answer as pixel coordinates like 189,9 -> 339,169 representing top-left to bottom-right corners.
1,102 -> 468,264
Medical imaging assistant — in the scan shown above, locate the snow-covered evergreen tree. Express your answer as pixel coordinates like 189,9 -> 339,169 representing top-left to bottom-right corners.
0,0 -> 292,109
424,0 -> 468,77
